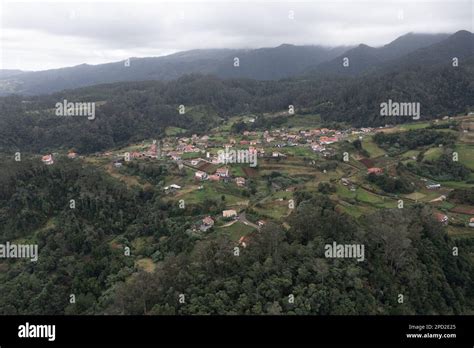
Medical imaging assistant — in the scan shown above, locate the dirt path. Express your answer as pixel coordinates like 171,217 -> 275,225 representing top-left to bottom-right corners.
237,212 -> 260,230
220,220 -> 238,228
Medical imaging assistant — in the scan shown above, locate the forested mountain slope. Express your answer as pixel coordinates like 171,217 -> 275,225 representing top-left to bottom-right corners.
0,159 -> 471,314
1,55 -> 472,154
2,31 -> 470,96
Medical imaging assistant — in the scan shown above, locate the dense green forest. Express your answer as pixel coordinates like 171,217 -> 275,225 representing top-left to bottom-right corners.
367,173 -> 415,194
406,154 -> 472,182
0,157 -> 472,314
449,189 -> 474,205
0,157 -> 215,314
373,129 -> 457,154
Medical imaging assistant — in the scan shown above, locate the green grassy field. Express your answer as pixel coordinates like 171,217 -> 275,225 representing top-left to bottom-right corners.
281,146 -> 316,158
165,127 -> 187,136
442,180 -> 474,189
217,222 -> 255,241
362,138 -> 386,158
448,225 -> 474,239
181,183 -> 245,206
455,144 -> 474,170
423,147 -> 443,161
399,122 -> 430,130
337,203 -> 365,218
355,188 -> 385,204
229,165 -> 246,177
336,184 -> 356,200
282,114 -> 321,128
254,200 -> 290,220
182,152 -> 202,160
271,190 -> 293,200
400,150 -> 420,160
403,191 -> 426,201
260,163 -> 319,177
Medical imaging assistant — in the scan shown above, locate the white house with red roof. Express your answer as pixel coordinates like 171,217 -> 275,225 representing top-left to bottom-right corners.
367,167 -> 383,175
147,143 -> 158,158
42,154 -> 54,165
216,167 -> 229,178
319,136 -> 338,145
434,212 -> 449,225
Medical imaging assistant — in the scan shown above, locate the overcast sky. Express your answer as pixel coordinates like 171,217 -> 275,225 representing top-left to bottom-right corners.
0,0 -> 472,71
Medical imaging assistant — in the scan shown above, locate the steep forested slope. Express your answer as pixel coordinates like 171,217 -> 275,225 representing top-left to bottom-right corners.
0,161 -> 471,315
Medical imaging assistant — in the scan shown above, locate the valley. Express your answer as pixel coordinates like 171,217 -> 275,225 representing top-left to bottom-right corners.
0,26 -> 472,317
28,112 -> 474,272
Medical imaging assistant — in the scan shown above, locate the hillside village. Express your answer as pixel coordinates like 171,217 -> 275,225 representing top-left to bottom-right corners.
40,113 -> 474,252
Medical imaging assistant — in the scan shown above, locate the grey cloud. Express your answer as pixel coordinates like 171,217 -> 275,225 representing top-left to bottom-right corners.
1,0 -> 472,70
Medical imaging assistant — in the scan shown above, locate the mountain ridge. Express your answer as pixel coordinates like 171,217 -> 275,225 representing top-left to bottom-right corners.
311,32 -> 455,76
0,31 -> 472,96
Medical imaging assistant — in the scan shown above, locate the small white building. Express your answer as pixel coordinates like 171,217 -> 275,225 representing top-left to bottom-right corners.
272,151 -> 286,158
195,171 -> 208,180
216,167 -> 229,178
222,209 -> 237,218
164,184 -> 182,191
311,144 -> 326,152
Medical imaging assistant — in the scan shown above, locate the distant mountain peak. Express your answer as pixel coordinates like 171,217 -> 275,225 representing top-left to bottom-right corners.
451,29 -> 473,38
310,31 -> 464,76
